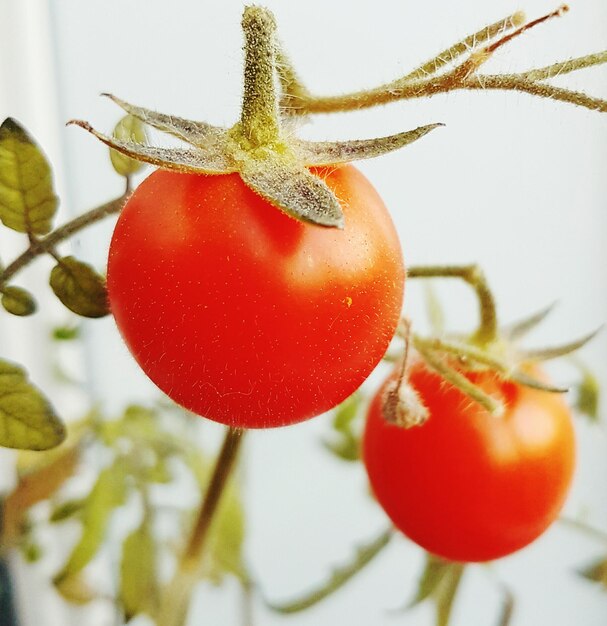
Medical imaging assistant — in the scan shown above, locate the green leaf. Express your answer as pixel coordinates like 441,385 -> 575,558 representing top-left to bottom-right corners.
579,557 -> 607,589
1,285 -> 37,316
409,554 -> 465,626
0,118 -> 58,235
49,256 -> 109,318
323,393 -> 362,462
0,359 -> 65,450
110,114 -> 147,177
574,366 -> 600,422
120,521 -> 158,619
52,325 -> 81,341
50,498 -> 85,523
54,463 -> 128,593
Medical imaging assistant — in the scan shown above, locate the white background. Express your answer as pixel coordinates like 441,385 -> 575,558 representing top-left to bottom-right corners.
1,1 -> 606,625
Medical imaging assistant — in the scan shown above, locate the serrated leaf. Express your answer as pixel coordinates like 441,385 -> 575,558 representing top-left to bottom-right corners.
240,157 -> 344,228
409,554 -> 465,626
0,359 -> 65,450
295,123 -> 443,166
54,463 -> 128,589
49,256 -> 109,318
1,285 -> 36,316
0,118 -> 58,234
110,114 -> 147,177
579,557 -> 607,589
120,521 -> 158,619
69,120 -> 233,174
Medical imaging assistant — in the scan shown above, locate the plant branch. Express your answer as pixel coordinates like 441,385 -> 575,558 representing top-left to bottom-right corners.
278,6 -> 607,115
155,427 -> 245,626
407,264 -> 498,346
0,184 -> 131,288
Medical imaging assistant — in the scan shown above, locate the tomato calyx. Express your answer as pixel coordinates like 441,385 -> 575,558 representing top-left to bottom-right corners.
68,6 -> 442,229
383,264 -> 600,427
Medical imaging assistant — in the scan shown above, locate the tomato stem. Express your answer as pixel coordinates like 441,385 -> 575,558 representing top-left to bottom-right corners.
407,264 -> 499,346
0,181 -> 131,289
239,7 -> 281,148
155,426 -> 245,626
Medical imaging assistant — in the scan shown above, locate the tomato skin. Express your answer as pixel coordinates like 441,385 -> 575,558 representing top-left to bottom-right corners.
363,361 -> 576,562
107,165 -> 404,428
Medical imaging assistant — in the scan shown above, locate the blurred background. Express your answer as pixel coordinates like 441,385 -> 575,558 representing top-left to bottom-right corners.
0,0 -> 606,625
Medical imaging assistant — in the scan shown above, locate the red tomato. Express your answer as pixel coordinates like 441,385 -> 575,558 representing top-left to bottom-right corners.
107,165 -> 404,428
363,360 -> 576,561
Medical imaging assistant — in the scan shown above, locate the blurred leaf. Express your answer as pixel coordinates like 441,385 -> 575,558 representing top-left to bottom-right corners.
54,572 -> 96,605
573,365 -> 600,422
21,541 -> 43,563
267,527 -> 393,614
0,118 -> 58,235
423,282 -> 445,335
54,462 -> 128,595
410,554 -> 465,626
579,557 -> 607,589
110,114 -> 147,177
323,393 -> 362,462
1,285 -> 36,316
0,359 -> 66,450
2,445 -> 79,545
52,325 -> 80,341
49,256 -> 109,318
50,498 -> 85,523
120,521 -> 158,619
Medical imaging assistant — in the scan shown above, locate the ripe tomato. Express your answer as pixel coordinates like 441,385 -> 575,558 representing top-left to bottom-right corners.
363,360 -> 576,561
107,165 -> 404,428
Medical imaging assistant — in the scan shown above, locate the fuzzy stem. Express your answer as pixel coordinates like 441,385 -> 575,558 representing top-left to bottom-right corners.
400,11 -> 525,83
240,7 -> 281,147
415,343 -> 504,416
155,427 -> 245,626
0,185 -> 130,288
407,264 -> 498,346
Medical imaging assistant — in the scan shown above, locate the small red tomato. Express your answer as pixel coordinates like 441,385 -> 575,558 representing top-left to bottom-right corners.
363,360 -> 576,562
107,165 -> 404,428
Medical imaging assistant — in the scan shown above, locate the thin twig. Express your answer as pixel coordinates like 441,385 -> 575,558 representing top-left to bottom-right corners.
0,182 -> 131,287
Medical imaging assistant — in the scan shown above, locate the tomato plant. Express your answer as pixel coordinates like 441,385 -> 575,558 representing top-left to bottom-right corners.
107,165 -> 405,428
363,359 -> 576,562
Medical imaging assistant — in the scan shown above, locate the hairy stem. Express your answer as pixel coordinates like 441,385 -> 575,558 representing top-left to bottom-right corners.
0,184 -> 130,287
240,7 -> 281,147
407,264 -> 498,346
155,427 -> 245,626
